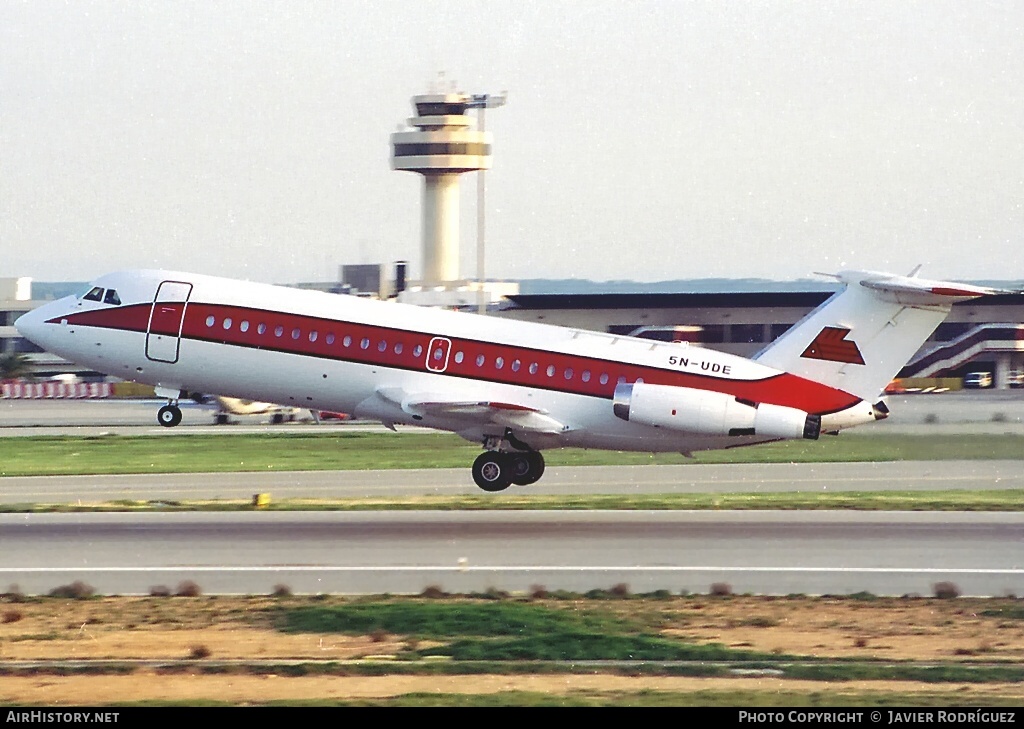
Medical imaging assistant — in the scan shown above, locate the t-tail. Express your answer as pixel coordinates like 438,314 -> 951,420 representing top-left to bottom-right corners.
754,270 -> 1013,402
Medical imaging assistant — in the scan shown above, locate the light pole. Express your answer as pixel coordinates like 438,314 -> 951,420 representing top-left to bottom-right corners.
467,93 -> 507,315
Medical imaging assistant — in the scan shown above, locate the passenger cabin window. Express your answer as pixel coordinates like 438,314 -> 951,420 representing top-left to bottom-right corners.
103,289 -> 121,305
83,287 -> 104,302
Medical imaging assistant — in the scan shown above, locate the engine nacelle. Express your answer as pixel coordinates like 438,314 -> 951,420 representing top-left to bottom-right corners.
613,382 -> 820,440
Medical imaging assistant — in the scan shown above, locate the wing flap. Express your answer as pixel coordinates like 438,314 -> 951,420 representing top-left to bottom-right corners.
376,387 -> 572,435
408,398 -> 571,435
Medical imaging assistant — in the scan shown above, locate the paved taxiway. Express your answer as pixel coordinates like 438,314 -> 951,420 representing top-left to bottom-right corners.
1,460 -> 1023,503
1,511 -> 1020,597
3,390 -> 1024,435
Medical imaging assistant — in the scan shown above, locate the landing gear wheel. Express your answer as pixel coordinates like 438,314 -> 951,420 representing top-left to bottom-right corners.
472,452 -> 513,492
510,451 -> 546,486
157,405 -> 183,428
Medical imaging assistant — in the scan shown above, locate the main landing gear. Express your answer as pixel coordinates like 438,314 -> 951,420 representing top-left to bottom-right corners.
472,429 -> 547,492
471,451 -> 545,492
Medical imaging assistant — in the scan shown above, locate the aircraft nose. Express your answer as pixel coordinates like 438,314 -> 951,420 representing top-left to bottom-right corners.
14,297 -> 72,351
14,307 -> 43,340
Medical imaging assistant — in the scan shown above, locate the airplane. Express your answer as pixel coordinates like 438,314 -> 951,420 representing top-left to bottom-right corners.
14,268 -> 1014,491
212,396 -> 314,425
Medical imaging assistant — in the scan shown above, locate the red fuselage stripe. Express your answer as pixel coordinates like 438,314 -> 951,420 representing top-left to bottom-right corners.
51,302 -> 861,414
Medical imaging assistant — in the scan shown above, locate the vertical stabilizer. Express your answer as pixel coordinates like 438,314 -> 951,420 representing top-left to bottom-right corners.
754,271 -> 1009,400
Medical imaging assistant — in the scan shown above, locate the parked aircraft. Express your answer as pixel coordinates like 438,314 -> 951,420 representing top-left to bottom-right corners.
212,396 -> 312,425
15,269 -> 1012,490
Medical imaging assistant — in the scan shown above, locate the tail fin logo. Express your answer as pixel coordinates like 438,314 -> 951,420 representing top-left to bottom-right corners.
801,327 -> 865,365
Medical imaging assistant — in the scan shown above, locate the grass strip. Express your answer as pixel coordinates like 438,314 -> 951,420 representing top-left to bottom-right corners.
269,689 -> 1024,707
2,432 -> 1024,477
2,661 -> 1022,684
15,689 -> 1019,707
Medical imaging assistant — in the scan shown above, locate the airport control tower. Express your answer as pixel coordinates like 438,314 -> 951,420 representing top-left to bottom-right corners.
391,89 -> 503,287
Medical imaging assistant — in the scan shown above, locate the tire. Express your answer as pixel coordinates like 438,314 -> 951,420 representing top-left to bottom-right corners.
214,413 -> 229,425
271,413 -> 284,424
510,451 -> 546,486
157,405 -> 182,428
472,452 -> 513,492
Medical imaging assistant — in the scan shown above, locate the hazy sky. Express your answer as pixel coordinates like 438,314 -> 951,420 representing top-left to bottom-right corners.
3,1 -> 1023,285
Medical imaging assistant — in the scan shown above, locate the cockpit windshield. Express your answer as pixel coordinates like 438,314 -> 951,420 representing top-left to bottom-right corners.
81,286 -> 121,305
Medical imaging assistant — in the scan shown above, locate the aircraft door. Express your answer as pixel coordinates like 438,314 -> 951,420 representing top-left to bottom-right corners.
425,337 -> 452,373
146,281 -> 193,364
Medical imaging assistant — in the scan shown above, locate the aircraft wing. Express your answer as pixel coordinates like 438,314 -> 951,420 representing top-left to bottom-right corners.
374,387 -> 572,435
408,399 -> 571,434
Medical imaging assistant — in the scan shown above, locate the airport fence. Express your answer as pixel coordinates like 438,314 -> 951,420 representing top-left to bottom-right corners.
1,381 -> 113,399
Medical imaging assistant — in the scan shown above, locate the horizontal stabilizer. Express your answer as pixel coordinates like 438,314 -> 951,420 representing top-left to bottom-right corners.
848,271 -> 1015,307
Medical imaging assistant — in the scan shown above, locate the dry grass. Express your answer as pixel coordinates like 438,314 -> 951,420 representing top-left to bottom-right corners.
1,594 -> 1022,704
1,594 -> 1021,663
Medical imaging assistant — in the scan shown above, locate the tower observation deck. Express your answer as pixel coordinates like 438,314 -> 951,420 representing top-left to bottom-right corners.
391,93 -> 495,286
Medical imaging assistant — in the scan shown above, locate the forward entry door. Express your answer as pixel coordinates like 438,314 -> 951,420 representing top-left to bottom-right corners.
146,280 -> 193,363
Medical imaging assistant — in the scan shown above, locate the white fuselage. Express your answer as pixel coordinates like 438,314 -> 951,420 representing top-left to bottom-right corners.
16,269 -> 869,453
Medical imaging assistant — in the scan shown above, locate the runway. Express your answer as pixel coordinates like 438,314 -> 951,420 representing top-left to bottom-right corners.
1,460 -> 1023,503
1,510 -> 1020,597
